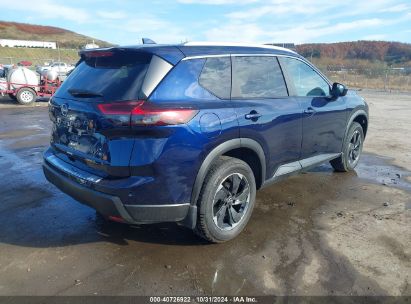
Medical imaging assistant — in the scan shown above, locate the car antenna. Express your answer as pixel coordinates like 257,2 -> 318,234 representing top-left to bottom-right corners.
142,38 -> 156,44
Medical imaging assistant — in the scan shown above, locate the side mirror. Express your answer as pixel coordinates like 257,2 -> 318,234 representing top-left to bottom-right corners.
331,82 -> 348,97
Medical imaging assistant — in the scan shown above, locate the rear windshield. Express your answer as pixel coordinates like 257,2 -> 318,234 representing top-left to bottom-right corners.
56,51 -> 152,101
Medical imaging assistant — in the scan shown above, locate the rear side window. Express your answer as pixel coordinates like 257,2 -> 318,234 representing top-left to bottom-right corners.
232,56 -> 288,99
57,51 -> 152,101
199,57 -> 231,99
279,57 -> 330,97
149,59 -> 218,102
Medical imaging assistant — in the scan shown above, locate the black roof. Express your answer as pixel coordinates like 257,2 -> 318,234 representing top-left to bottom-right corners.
80,43 -> 300,65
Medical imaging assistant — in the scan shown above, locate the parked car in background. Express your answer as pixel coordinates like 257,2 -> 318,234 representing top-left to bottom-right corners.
35,64 -> 48,75
36,62 -> 74,75
2,64 -> 15,76
43,42 -> 368,242
17,60 -> 32,67
50,62 -> 74,74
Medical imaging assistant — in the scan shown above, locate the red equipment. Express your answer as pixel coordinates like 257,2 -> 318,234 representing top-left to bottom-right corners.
1,74 -> 62,105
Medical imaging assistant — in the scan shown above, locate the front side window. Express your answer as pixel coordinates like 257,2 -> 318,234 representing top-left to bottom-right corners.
279,57 -> 330,97
199,57 -> 231,99
231,56 -> 288,99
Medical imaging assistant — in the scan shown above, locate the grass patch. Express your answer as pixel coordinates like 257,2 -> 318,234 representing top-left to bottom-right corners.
0,47 -> 79,65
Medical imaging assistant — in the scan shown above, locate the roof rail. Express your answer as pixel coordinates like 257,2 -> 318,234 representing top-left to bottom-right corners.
183,41 -> 297,53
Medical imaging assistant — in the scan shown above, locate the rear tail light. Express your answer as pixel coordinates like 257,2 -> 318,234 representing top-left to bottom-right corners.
97,101 -> 143,115
131,107 -> 198,126
97,101 -> 198,126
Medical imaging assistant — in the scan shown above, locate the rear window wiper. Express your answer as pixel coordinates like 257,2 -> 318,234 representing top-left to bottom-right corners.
68,88 -> 103,98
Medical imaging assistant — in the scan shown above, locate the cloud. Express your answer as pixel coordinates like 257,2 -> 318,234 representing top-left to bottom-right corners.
226,1 -> 332,19
225,0 -> 407,22
204,18 -> 390,44
3,0 -> 411,45
178,0 -> 257,5
0,0 -> 90,23
205,22 -> 266,42
201,0 -> 411,44
330,0 -> 406,18
97,10 -> 127,20
363,34 -> 387,40
379,3 -> 409,12
286,18 -> 388,42
114,15 -> 188,44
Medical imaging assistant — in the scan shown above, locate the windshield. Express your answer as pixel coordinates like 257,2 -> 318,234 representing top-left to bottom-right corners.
56,51 -> 152,102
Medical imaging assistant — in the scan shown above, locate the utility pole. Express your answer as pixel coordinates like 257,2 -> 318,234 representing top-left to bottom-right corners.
57,42 -> 61,62
384,71 -> 388,91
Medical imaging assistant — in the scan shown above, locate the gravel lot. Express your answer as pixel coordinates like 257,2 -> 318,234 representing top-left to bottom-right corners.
0,90 -> 410,296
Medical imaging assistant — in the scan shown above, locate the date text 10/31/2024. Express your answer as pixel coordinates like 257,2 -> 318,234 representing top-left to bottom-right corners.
149,297 -> 258,303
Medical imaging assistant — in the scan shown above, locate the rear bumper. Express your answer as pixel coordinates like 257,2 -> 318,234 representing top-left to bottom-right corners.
42,160 -> 190,224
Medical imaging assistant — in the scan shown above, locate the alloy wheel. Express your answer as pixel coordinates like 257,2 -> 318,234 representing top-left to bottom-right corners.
348,129 -> 362,166
212,173 -> 250,230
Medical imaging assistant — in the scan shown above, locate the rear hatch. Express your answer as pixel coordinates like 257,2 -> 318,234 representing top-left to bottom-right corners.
49,49 -> 165,178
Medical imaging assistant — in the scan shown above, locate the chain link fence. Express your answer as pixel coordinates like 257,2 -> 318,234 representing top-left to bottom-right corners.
320,65 -> 411,92
0,54 -> 78,67
2,55 -> 411,92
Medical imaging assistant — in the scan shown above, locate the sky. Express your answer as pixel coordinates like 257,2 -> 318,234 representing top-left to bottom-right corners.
1,0 -> 411,45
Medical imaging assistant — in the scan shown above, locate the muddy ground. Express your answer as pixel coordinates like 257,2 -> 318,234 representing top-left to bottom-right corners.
0,90 -> 410,296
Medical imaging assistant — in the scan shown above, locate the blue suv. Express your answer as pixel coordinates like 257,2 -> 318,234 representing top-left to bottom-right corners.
43,42 -> 368,242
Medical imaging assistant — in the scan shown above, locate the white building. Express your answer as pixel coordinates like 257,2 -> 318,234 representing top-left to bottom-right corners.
0,39 -> 57,49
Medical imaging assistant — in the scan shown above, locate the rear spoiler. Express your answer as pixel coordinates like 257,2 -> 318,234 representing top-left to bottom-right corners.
78,46 -> 185,66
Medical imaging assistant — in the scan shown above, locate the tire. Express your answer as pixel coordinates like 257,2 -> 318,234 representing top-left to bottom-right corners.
330,122 -> 364,172
16,88 -> 36,105
195,156 -> 256,243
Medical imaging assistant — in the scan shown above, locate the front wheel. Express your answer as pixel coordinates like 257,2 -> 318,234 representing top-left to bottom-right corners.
330,122 -> 364,172
195,156 -> 256,243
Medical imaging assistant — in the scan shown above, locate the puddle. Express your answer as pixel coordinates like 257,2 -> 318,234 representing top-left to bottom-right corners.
355,153 -> 411,191
0,129 -> 42,139
311,153 -> 411,191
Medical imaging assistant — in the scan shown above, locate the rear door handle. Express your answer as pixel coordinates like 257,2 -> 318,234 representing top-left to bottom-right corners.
245,111 -> 262,120
304,107 -> 316,115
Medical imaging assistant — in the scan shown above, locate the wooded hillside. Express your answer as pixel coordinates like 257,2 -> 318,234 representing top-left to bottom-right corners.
0,21 -> 112,49
297,41 -> 411,65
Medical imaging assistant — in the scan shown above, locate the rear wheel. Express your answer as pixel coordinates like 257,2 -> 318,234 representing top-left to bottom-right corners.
330,122 -> 364,172
16,88 -> 36,105
195,156 -> 256,243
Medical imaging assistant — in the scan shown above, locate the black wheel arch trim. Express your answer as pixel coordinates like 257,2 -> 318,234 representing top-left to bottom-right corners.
182,138 -> 266,230
190,138 -> 266,207
344,108 -> 368,141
